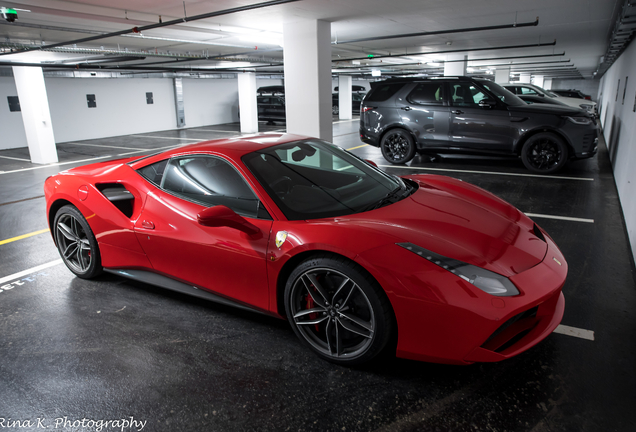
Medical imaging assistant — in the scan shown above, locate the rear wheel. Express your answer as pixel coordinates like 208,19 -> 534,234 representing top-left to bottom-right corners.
332,104 -> 339,115
54,205 -> 102,279
284,255 -> 394,365
521,133 -> 568,174
381,129 -> 416,164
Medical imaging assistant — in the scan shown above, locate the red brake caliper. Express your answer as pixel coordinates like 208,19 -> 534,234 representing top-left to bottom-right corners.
306,293 -> 320,333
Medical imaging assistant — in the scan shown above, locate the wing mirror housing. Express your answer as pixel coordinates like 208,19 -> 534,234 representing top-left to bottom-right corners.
478,99 -> 496,108
366,159 -> 378,167
197,205 -> 260,235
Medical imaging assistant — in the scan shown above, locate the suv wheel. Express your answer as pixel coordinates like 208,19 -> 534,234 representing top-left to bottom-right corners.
521,133 -> 568,174
381,129 -> 416,164
332,104 -> 339,115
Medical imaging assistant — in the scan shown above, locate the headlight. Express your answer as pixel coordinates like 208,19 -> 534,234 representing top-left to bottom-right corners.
398,243 -> 520,297
564,116 -> 593,125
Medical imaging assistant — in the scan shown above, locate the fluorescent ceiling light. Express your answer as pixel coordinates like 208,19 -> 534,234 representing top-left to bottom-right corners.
239,32 -> 283,47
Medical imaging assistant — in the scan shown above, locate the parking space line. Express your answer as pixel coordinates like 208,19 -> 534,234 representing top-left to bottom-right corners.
0,155 -> 112,175
0,259 -> 63,285
133,135 -> 202,141
0,195 -> 45,207
347,144 -> 370,151
525,213 -> 594,223
380,165 -> 594,181
554,324 -> 595,341
0,154 -> 31,162
0,229 -> 50,246
332,119 -> 359,124
335,132 -> 361,138
62,142 -> 148,151
187,128 -> 241,133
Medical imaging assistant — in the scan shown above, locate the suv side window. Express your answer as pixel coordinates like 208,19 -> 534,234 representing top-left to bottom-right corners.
450,83 -> 488,107
160,155 -> 268,219
519,86 -> 539,95
366,83 -> 406,102
407,82 -> 445,105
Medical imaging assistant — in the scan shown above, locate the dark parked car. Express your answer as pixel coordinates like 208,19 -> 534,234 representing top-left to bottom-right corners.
332,92 -> 366,115
257,86 -> 285,123
334,85 -> 367,92
359,77 -> 598,174
551,89 -> 592,100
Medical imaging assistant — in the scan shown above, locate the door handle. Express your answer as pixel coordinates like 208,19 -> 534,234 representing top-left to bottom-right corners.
142,220 -> 155,229
401,106 -> 412,111
453,110 -> 464,115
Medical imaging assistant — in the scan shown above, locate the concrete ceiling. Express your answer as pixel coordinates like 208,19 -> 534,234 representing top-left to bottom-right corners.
0,0 -> 624,79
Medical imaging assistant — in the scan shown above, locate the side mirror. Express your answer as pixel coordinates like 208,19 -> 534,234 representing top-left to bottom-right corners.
366,159 -> 378,167
478,99 -> 496,108
197,205 -> 260,235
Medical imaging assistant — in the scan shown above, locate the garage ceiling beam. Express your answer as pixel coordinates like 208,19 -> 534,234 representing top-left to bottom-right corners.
334,40 -> 557,62
333,17 -> 539,44
0,0 -> 302,57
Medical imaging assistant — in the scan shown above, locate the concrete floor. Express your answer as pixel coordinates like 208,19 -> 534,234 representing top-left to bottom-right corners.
0,118 -> 634,431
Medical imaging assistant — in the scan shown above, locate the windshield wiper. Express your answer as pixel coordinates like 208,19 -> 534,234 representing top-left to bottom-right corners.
360,185 -> 408,212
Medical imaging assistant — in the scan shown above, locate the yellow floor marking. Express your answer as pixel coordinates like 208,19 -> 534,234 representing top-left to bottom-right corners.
346,144 -> 369,151
0,228 -> 50,246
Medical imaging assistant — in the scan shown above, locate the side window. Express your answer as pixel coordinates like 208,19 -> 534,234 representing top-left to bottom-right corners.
137,159 -> 168,186
450,83 -> 484,107
407,82 -> 445,105
520,87 -> 539,95
366,83 -> 406,102
161,156 -> 267,219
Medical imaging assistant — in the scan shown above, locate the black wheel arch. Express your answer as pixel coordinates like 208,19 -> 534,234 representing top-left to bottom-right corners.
514,127 -> 574,158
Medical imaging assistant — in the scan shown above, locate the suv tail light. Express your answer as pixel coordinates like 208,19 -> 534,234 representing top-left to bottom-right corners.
361,106 -> 377,113
584,96 -> 591,100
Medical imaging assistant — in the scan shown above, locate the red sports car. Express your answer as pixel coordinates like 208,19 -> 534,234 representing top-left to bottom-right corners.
44,133 -> 566,365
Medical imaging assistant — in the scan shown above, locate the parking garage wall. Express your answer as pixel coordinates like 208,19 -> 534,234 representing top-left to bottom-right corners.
598,40 -> 636,265
0,77 -> 28,150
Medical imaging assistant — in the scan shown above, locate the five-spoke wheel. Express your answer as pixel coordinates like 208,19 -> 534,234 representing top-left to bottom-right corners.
521,133 -> 568,174
285,255 -> 393,365
332,104 -> 339,115
380,129 -> 416,164
54,205 -> 102,279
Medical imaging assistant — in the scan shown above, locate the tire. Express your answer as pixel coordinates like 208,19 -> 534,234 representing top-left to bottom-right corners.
521,133 -> 568,174
284,254 -> 394,365
54,205 -> 103,279
380,129 -> 416,164
332,104 -> 339,115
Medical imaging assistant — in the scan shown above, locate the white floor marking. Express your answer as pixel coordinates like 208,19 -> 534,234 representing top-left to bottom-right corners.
380,165 -> 594,181
187,128 -> 242,133
0,259 -> 63,285
132,135 -> 202,141
332,119 -> 359,124
0,154 -> 31,162
554,324 -> 595,341
63,142 -> 147,151
334,132 -> 360,138
525,212 -> 594,223
0,155 -> 113,175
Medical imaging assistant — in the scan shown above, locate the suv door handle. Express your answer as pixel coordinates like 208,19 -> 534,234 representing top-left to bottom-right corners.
401,106 -> 412,111
453,110 -> 464,115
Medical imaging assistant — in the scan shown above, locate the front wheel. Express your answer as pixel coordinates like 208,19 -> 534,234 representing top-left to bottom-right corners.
332,104 -> 339,115
521,133 -> 568,174
54,205 -> 102,279
381,129 -> 416,164
284,255 -> 394,365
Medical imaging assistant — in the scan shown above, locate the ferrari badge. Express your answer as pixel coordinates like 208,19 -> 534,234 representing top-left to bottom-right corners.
275,231 -> 288,248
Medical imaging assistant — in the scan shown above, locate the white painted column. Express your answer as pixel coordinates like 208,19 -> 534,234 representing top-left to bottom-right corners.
518,73 -> 532,83
283,19 -> 332,141
494,67 -> 510,84
543,78 -> 553,90
533,75 -> 545,89
338,75 -> 352,120
238,72 -> 258,133
444,54 -> 467,76
12,66 -> 58,164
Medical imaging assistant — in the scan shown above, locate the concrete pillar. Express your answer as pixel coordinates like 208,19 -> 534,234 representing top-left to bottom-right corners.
534,75 -> 545,89
238,72 -> 258,133
444,54 -> 467,76
338,75 -> 352,120
543,78 -> 553,90
12,66 -> 58,164
494,68 -> 510,84
283,19 -> 332,142
518,73 -> 531,83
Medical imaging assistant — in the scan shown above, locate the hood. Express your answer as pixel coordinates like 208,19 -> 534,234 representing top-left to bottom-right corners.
507,102 -> 587,116
344,175 -> 547,277
554,95 -> 597,108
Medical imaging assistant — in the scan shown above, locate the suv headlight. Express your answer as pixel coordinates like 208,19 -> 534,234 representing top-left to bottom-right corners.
564,116 -> 593,125
398,243 -> 519,296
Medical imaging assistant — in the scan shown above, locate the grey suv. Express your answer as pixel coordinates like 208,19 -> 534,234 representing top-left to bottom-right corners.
359,77 -> 598,173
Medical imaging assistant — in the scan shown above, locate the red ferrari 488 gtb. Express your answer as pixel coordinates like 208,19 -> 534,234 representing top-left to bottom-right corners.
45,133 -> 566,365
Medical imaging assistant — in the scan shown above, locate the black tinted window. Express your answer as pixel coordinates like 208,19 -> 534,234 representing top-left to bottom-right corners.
366,83 -> 405,102
161,156 -> 263,218
137,160 -> 168,186
407,82 -> 444,105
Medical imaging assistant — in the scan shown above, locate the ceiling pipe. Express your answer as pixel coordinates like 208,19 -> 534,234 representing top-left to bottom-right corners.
0,0 -> 301,57
334,40 -> 557,63
333,17 -> 539,44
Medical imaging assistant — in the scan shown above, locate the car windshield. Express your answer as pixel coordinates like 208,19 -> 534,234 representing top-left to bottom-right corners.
242,139 -> 414,220
480,81 -> 526,106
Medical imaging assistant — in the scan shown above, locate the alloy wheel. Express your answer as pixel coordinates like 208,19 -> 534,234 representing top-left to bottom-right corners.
526,138 -> 562,171
56,213 -> 93,273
